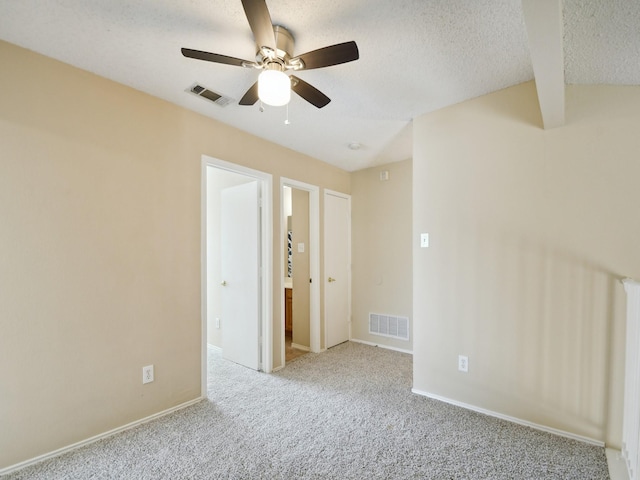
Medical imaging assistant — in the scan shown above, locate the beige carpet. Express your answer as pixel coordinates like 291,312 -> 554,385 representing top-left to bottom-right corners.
5,342 -> 610,479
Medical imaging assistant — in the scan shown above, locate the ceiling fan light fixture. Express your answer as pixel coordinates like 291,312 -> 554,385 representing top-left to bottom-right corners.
181,1 -> 359,110
258,68 -> 291,106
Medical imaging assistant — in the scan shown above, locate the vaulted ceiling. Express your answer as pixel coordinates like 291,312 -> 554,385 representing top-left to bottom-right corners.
1,0 -> 638,171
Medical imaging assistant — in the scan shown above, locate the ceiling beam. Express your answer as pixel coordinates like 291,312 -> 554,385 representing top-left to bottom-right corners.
522,0 -> 565,129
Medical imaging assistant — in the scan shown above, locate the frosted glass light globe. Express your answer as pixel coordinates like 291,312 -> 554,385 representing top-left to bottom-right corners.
258,69 -> 291,107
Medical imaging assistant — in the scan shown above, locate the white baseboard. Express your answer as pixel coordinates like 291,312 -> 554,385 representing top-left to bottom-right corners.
0,397 -> 203,476
207,343 -> 222,352
290,343 -> 311,352
606,448 -> 630,480
411,389 -> 604,447
350,338 -> 413,355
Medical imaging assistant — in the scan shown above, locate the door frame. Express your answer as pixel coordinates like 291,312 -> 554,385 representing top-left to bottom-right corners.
280,178 -> 321,361
201,156 -> 273,396
323,189 -> 352,348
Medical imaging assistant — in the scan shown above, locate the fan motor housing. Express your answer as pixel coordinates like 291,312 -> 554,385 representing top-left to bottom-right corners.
273,26 -> 294,59
257,25 -> 294,62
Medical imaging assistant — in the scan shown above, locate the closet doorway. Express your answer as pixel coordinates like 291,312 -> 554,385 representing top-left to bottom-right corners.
201,156 -> 273,396
281,179 -> 320,366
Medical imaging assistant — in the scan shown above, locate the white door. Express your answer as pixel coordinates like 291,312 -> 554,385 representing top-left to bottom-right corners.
221,181 -> 260,370
324,191 -> 350,348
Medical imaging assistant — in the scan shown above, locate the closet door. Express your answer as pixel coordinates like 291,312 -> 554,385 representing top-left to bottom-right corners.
324,191 -> 350,349
220,181 -> 260,370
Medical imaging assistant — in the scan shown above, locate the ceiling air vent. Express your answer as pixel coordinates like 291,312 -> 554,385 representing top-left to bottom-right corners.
188,84 -> 233,107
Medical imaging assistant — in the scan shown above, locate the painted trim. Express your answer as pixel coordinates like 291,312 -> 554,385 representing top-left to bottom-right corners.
605,448 -> 631,480
200,160 -> 208,397
261,174 -> 274,374
291,343 -> 311,352
411,389 -> 605,447
350,338 -> 413,355
0,398 -> 203,476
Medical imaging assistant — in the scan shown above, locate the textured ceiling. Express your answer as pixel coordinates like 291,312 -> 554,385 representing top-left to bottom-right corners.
0,0 -> 638,171
564,0 -> 640,84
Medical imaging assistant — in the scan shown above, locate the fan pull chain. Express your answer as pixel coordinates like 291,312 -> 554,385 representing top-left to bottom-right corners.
284,103 -> 291,125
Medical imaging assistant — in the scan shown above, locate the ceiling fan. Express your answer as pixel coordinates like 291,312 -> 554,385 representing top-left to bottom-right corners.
181,0 -> 359,109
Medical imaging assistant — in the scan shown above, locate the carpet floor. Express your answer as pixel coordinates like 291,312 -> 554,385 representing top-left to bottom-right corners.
5,342 -> 610,479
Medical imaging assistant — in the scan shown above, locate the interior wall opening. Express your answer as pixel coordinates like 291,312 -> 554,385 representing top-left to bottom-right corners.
202,157 -> 273,396
280,179 -> 321,368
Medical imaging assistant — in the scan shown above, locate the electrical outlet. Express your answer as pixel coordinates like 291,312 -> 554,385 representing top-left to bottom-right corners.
142,365 -> 154,384
458,355 -> 469,373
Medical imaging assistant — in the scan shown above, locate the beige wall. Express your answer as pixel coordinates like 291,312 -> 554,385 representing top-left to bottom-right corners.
413,81 -> 637,447
0,40 -> 349,469
351,160 -> 413,351
291,189 -> 311,348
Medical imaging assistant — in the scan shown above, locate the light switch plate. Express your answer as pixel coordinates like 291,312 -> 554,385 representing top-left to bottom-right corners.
420,233 -> 429,248
297,243 -> 305,253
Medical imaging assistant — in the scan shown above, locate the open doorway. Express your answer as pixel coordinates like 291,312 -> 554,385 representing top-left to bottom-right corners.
280,179 -> 321,367
283,186 -> 310,362
201,156 -> 273,396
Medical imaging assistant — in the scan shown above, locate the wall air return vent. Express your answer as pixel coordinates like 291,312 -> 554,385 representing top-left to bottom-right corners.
369,313 -> 409,341
188,84 -> 233,107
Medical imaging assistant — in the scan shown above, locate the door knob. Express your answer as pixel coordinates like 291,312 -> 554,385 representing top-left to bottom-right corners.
328,277 -> 336,283
221,280 -> 227,286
